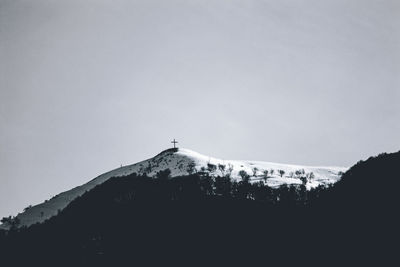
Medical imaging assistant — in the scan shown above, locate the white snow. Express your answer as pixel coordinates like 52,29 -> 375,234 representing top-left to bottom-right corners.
0,148 -> 347,230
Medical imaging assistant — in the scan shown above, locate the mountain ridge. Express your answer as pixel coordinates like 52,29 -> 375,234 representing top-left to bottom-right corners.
0,148 -> 347,229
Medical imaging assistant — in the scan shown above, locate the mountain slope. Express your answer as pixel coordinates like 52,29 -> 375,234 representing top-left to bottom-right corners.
2,151 -> 398,266
0,148 -> 346,229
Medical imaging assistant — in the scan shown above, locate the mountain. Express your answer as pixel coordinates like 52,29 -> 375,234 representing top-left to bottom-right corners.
0,148 -> 346,229
0,150 -> 398,266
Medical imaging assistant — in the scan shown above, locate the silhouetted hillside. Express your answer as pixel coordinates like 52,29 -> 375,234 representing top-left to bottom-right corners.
0,151 -> 399,266
317,150 -> 400,210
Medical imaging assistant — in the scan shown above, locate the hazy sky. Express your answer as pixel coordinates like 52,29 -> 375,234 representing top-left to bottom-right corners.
1,0 -> 399,219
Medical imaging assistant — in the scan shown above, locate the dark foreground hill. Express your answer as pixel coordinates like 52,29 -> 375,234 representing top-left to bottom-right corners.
0,151 -> 399,266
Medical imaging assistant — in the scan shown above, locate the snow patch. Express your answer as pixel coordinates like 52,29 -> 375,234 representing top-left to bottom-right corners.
0,148 -> 347,230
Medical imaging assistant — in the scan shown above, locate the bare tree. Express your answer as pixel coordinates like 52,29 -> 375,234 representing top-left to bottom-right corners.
226,164 -> 234,178
207,163 -> 217,173
307,172 -> 315,180
278,170 -> 285,177
239,170 -> 250,182
218,164 -> 226,176
252,167 -> 259,177
262,170 -> 269,182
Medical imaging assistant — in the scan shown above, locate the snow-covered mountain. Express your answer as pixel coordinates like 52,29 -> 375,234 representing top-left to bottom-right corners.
0,148 -> 347,229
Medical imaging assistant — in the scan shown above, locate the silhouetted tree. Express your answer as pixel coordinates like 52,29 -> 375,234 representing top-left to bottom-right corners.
214,176 -> 232,197
1,216 -> 20,230
156,169 -> 171,180
232,180 -> 250,199
226,164 -> 234,178
278,170 -> 285,177
199,176 -> 214,196
144,162 -> 152,174
23,205 -> 32,212
207,163 -> 217,173
0,216 -> 11,224
238,170 -> 250,183
262,170 -> 269,182
218,164 -> 226,176
187,162 -> 196,175
295,169 -> 305,177
252,167 -> 259,177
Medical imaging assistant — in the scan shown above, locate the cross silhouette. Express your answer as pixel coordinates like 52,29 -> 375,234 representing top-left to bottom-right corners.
171,138 -> 178,148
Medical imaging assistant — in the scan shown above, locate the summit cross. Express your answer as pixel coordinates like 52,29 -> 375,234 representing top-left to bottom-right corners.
171,139 -> 178,148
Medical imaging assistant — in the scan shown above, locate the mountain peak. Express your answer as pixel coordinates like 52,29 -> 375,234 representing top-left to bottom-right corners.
1,148 -> 347,229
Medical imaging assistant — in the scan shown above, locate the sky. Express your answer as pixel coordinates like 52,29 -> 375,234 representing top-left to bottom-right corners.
0,0 -> 399,219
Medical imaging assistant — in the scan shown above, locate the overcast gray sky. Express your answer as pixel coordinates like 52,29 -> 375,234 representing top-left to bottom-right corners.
1,0 -> 399,219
